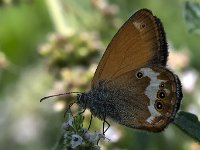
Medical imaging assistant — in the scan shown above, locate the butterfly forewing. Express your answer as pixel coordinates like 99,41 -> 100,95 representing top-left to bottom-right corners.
92,9 -> 168,87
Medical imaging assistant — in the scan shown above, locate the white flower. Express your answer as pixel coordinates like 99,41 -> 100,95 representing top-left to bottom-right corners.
89,131 -> 106,145
62,117 -> 74,130
82,129 -> 90,140
70,134 -> 84,149
64,133 -> 71,139
63,133 -> 71,144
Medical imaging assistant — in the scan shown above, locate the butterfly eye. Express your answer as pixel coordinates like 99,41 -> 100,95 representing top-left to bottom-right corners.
140,24 -> 146,29
160,82 -> 165,88
155,100 -> 163,111
136,71 -> 143,79
157,90 -> 166,99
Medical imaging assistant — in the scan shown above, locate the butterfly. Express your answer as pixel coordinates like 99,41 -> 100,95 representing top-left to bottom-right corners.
41,9 -> 183,133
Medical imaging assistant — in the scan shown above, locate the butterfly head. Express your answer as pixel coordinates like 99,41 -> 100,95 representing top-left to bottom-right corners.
76,93 -> 86,108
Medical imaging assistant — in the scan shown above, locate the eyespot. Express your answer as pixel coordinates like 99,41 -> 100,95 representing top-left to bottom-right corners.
136,71 -> 143,79
160,82 -> 165,88
157,90 -> 166,99
155,100 -> 163,111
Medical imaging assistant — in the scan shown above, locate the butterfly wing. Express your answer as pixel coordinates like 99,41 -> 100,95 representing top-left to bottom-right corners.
107,66 -> 182,132
92,9 -> 168,87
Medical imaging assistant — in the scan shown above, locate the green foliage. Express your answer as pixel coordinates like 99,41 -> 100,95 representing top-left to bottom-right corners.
185,1 -> 200,35
0,0 -> 53,92
174,111 -> 200,142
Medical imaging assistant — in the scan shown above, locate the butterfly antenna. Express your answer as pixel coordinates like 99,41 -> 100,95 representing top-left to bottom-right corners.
40,92 -> 82,102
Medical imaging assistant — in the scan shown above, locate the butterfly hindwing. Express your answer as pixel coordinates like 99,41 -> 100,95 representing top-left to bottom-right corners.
106,66 -> 182,132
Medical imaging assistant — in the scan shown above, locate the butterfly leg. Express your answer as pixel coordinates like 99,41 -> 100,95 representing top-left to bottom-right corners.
64,102 -> 75,118
88,114 -> 93,130
102,103 -> 110,134
78,99 -> 88,115
97,119 -> 110,145
103,119 -> 110,134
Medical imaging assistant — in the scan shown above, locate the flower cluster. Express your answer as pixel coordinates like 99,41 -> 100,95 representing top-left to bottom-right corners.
62,112 -> 106,149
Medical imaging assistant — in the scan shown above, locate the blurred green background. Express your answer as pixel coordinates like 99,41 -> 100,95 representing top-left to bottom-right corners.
0,0 -> 200,149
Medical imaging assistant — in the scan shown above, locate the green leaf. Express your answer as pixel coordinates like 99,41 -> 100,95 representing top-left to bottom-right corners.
184,1 -> 200,34
174,111 -> 200,142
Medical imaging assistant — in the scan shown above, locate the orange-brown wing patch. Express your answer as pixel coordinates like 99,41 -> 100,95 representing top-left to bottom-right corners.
92,9 -> 168,87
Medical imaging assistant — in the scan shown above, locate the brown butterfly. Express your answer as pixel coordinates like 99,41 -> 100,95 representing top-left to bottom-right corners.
41,9 -> 183,133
